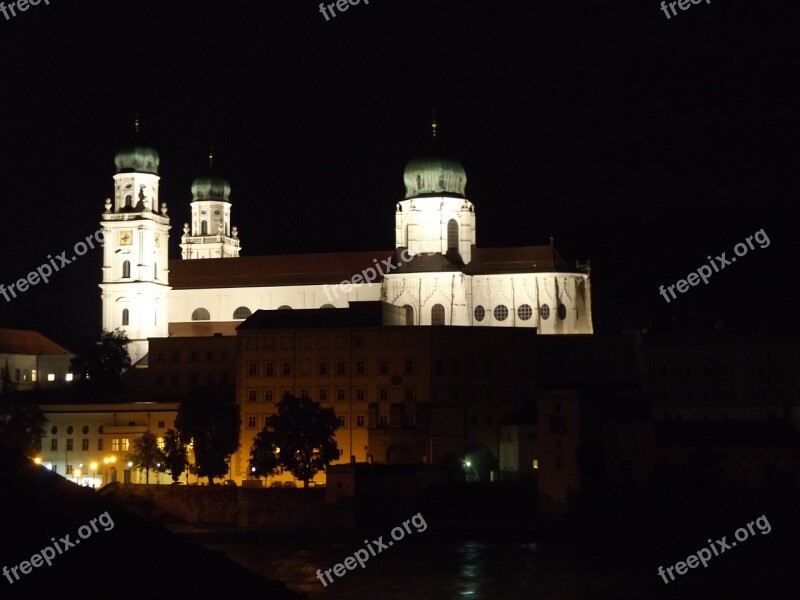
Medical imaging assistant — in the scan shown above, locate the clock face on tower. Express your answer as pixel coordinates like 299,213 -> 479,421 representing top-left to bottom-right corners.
120,230 -> 133,246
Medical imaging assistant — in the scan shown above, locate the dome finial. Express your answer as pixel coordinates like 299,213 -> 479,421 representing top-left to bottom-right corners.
431,109 -> 438,141
208,146 -> 214,169
134,113 -> 140,134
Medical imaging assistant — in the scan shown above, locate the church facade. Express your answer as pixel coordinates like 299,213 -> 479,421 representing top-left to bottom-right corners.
99,140 -> 593,363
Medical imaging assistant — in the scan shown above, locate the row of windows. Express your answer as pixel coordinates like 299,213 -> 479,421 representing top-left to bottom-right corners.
156,373 -> 230,387
0,369 -> 72,383
473,303 -> 567,322
154,350 -> 232,363
190,306 -> 257,321
246,359 -> 416,378
39,434 -> 170,453
244,412 -> 413,430
246,387 -> 416,403
47,421 -> 167,435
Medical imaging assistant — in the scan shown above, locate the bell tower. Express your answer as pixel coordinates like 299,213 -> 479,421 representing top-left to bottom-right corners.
99,119 -> 171,364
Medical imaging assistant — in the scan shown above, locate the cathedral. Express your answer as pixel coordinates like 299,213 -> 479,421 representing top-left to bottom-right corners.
99,128 -> 594,364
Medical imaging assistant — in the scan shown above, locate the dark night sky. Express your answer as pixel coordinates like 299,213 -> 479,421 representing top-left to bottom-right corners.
1,0 -> 798,349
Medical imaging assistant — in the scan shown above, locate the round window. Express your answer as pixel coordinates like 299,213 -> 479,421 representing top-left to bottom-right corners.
51,426 -> 58,435
66,426 -> 73,435
82,425 -> 89,434
517,304 -> 533,321
474,305 -> 485,322
494,305 -> 509,321
558,303 -> 567,320
540,304 -> 551,320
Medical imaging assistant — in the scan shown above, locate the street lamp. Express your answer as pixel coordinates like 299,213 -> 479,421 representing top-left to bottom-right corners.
74,468 -> 82,485
33,457 -> 42,465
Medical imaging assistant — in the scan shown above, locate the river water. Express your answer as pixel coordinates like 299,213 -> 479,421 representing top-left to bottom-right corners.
169,526 -> 606,599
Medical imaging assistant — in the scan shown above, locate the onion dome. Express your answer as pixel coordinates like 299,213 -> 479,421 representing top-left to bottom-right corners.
403,155 -> 467,199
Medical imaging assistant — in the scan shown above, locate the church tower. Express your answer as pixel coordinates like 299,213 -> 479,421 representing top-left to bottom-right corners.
180,150 -> 241,259
99,122 -> 171,364
394,116 -> 476,264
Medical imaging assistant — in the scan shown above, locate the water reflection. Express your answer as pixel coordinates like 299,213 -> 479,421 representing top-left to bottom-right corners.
183,529 -> 554,599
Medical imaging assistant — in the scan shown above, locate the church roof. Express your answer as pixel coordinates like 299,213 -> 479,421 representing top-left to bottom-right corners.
466,245 -> 570,274
0,329 -> 72,356
168,251 -> 397,289
169,244 -> 578,290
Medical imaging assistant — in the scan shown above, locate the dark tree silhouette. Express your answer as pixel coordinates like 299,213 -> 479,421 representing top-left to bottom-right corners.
249,427 -> 282,480
0,402 -> 47,456
70,328 -> 132,397
254,393 -> 339,488
127,432 -> 161,484
158,429 -> 188,483
175,390 -> 240,485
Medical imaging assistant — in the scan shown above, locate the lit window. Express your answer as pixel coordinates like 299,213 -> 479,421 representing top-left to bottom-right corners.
65,373 -> 74,382
517,304 -> 533,320
120,438 -> 130,452
157,437 -> 165,450
532,459 -> 539,470
47,373 -> 55,382
494,305 -> 509,321
112,438 -> 120,452
31,369 -> 37,382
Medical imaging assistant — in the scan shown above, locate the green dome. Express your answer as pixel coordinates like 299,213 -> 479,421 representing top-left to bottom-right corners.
114,146 -> 160,175
191,176 -> 231,201
403,155 -> 467,199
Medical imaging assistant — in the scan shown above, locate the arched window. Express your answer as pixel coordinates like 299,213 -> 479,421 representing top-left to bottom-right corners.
122,260 -> 130,279
403,304 -> 414,326
201,220 -> 208,235
121,308 -> 129,326
125,195 -> 132,208
431,304 -> 445,326
192,308 -> 210,321
447,219 -> 458,251
233,306 -> 252,320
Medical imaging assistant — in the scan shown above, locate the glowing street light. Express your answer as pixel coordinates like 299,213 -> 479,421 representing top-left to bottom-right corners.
33,457 -> 42,465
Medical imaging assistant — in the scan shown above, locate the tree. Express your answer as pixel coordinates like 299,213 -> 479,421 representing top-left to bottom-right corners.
158,429 -> 188,483
128,432 -> 162,484
255,393 -> 340,488
70,329 -> 132,396
175,390 -> 240,485
0,403 -> 47,456
249,427 -> 282,480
